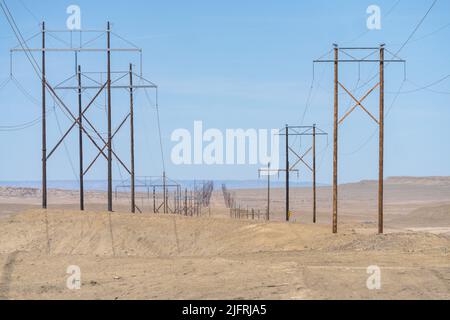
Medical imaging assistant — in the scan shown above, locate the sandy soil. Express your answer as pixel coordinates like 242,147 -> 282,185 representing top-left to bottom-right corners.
0,177 -> 449,300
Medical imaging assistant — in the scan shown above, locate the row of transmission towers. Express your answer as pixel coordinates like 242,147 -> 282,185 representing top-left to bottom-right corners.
8,20 -> 160,213
2,4 -> 407,234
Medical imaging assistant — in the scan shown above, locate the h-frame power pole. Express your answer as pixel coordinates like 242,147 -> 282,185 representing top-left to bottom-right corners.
260,125 -> 325,222
279,125 -> 327,223
258,162 -> 271,221
314,44 -> 405,234
10,22 -> 157,213
259,125 -> 299,222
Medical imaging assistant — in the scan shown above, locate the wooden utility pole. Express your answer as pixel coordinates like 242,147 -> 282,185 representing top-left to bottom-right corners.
153,187 -> 156,213
163,171 -> 167,214
281,126 -> 326,223
41,21 -> 47,209
333,46 -> 339,234
378,46 -> 385,234
313,124 -> 317,223
129,63 -> 136,213
261,126 -> 325,223
184,188 -> 188,216
9,21 -> 156,214
77,65 -> 84,211
107,21 -> 113,212
285,125 -> 290,222
267,162 -> 271,221
314,45 -> 405,234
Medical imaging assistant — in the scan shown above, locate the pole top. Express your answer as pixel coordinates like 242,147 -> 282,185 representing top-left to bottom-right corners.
333,43 -> 338,48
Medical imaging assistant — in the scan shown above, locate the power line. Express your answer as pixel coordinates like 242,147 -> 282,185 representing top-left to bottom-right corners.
0,77 -> 10,90
0,116 -> 41,131
392,76 -> 450,95
53,102 -> 79,180
317,0 -> 442,162
395,0 -> 438,55
391,21 -> 450,45
298,0 -> 403,130
342,80 -> 406,156
11,75 -> 39,106
1,0 -> 90,130
0,76 -> 55,132
297,51 -> 329,133
344,0 -> 402,45
345,0 -> 439,96
0,0 -> 42,77
143,86 -> 165,172
18,0 -> 40,23
406,79 -> 450,95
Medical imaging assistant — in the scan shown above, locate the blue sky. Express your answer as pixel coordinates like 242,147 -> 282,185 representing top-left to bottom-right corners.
0,0 -> 449,184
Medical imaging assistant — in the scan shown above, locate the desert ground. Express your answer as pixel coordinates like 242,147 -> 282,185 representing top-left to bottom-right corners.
0,176 -> 449,300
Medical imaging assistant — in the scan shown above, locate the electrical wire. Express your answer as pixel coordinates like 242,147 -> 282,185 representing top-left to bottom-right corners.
388,76 -> 450,95
344,0 -> 439,96
330,0 -> 440,158
18,0 -> 40,23
53,101 -> 79,180
0,77 -> 10,90
408,21 -> 450,43
81,32 -> 105,48
395,0 -> 438,55
11,75 -> 39,106
0,76 -> 57,132
0,116 -> 41,132
342,80 -> 406,156
143,84 -> 165,172
344,0 -> 402,45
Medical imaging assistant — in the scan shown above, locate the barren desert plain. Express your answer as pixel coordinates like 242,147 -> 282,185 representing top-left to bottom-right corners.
0,176 -> 449,300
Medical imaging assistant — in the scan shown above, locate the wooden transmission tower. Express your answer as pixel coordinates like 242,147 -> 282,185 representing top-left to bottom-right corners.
314,44 -> 405,234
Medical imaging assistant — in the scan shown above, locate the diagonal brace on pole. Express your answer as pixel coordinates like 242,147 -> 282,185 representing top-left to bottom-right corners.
45,81 -> 109,161
81,114 -> 132,176
84,112 -> 131,176
46,81 -> 108,160
289,146 -> 313,172
338,82 -> 380,125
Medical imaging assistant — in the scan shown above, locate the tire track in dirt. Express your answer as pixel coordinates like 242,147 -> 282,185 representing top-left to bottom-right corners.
0,251 -> 19,300
44,210 -> 51,254
107,212 -> 116,257
172,216 -> 181,254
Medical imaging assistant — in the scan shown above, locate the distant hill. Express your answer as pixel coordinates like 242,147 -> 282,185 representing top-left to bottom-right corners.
386,176 -> 450,186
1,176 -> 448,192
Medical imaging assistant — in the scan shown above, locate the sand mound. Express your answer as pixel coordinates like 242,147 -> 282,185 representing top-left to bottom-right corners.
326,232 -> 449,253
0,209 -> 449,300
390,204 -> 450,228
386,176 -> 450,186
0,209 -> 448,258
0,209 -> 332,257
0,187 -> 40,198
408,205 -> 450,223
